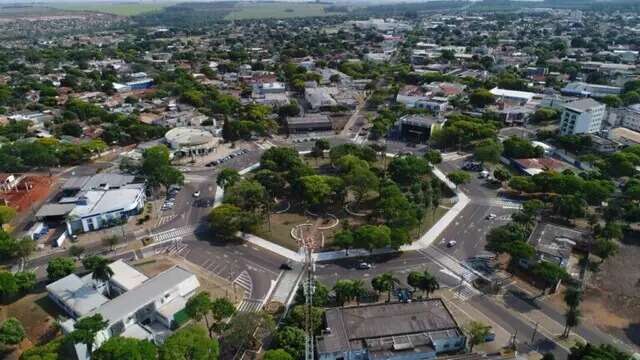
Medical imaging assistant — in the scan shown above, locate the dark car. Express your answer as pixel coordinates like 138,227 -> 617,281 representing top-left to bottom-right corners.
280,263 -> 293,270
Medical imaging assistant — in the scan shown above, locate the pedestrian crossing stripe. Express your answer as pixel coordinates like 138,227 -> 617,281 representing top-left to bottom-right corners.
237,298 -> 263,313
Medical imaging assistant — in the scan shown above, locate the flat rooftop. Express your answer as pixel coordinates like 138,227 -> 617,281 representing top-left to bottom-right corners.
317,299 -> 461,354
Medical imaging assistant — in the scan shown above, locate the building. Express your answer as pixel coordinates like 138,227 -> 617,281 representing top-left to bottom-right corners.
619,104 -> 640,132
559,98 -> 606,135
608,127 -> 640,146
287,114 -> 333,133
306,87 -> 338,111
316,299 -> 466,360
396,114 -> 446,143
164,127 -> 220,157
48,262 -> 199,360
522,223 -> 587,272
35,174 -> 145,235
512,158 -> 570,176
0,173 -> 21,192
560,82 -> 622,98
489,88 -> 540,106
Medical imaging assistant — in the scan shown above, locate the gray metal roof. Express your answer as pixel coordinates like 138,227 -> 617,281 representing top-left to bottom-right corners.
62,174 -> 136,191
564,98 -> 604,112
35,203 -> 75,218
46,274 -> 109,317
88,266 -> 196,324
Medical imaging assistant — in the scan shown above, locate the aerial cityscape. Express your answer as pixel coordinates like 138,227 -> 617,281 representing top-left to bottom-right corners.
0,0 -> 639,359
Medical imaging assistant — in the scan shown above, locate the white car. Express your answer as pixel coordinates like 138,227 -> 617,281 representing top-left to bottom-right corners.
447,240 -> 457,248
193,191 -> 201,198
357,262 -> 372,270
486,213 -> 497,220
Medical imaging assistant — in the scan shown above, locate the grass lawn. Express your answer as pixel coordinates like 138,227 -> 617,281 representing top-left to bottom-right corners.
49,2 -> 174,16
133,256 -> 242,303
225,2 -> 337,20
256,212 -> 309,251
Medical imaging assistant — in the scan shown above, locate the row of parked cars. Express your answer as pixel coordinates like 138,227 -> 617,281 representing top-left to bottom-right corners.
205,149 -> 250,167
161,186 -> 181,211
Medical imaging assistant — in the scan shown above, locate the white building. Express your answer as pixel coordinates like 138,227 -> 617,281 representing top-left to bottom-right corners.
560,98 -> 606,135
164,127 -> 220,157
65,184 -> 146,235
305,87 -> 337,111
619,104 -> 640,132
48,262 -> 200,360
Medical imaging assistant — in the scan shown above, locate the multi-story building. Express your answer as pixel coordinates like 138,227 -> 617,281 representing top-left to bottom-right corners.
47,261 -> 200,360
559,98 -> 606,135
619,104 -> 640,132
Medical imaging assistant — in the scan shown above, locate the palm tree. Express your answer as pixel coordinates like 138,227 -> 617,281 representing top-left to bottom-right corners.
377,272 -> 399,302
407,271 -> 424,293
350,279 -> 366,305
420,272 -> 440,298
333,280 -> 354,306
563,287 -> 583,310
91,258 -> 114,298
563,307 -> 581,338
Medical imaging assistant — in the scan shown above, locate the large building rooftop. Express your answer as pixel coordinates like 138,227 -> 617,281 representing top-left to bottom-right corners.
317,299 -> 462,355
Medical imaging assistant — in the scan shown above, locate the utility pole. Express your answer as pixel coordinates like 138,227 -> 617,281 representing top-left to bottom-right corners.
304,229 -> 315,360
531,322 -> 539,344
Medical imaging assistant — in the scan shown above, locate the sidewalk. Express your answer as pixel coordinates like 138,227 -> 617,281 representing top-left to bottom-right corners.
241,232 -> 304,262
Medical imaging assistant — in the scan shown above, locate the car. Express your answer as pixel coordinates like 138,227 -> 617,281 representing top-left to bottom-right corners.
280,263 -> 293,270
486,213 -> 497,220
357,262 -> 372,270
193,191 -> 200,198
447,240 -> 457,247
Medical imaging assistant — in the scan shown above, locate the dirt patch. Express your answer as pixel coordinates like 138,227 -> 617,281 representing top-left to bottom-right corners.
0,175 -> 56,213
132,255 -> 242,303
0,290 -> 63,349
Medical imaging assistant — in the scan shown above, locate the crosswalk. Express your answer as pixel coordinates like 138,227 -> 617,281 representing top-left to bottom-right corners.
491,199 -> 523,210
237,298 -> 263,313
233,271 -> 264,313
453,282 -> 479,301
156,214 -> 177,227
233,270 -> 253,296
183,174 -> 210,183
149,225 -> 196,243
418,246 -> 477,283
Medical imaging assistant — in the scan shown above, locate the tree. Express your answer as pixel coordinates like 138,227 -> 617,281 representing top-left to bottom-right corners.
447,171 -> 471,187
101,235 -> 120,251
160,324 -> 219,360
185,292 -> 214,338
333,280 -> 355,306
387,155 -> 430,186
371,272 -> 399,302
531,261 -> 569,293
344,166 -> 379,204
541,354 -> 556,360
593,238 -> 618,262
465,321 -> 491,352
493,166 -> 511,184
299,175 -> 344,209
469,88 -> 495,108
273,326 -> 305,360
423,150 -> 442,165
69,245 -> 85,260
224,179 -> 268,211
553,195 -> 587,222
222,311 -> 275,353
474,139 -> 503,164
141,145 -> 184,189
216,168 -> 240,189
47,257 -> 75,282
333,230 -> 354,255
69,314 -> 108,355
210,297 -> 236,334
14,271 -> 36,292
503,137 -> 543,159
209,204 -> 260,240
91,257 -> 114,297
263,349 -> 293,360
311,139 -> 330,159
420,272 -> 440,298
0,272 -> 17,298
261,147 -> 303,173
531,108 -> 558,123
0,206 -> 16,226
0,318 -> 25,348
93,336 -> 158,360
563,307 -> 581,338
254,169 -> 286,198
568,342 -> 629,360
15,238 -> 35,269
353,225 -> 391,251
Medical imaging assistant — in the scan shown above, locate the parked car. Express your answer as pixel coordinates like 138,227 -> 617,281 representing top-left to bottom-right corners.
447,240 -> 457,247
357,262 -> 372,270
193,191 -> 200,198
485,213 -> 497,220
